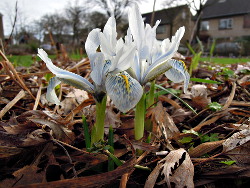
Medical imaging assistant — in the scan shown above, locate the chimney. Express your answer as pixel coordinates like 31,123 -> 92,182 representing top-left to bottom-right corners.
0,13 -> 4,40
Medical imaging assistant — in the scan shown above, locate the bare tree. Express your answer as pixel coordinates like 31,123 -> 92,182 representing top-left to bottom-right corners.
161,0 -> 184,8
85,0 -> 143,23
38,14 -> 68,35
65,0 -> 86,44
86,11 -> 108,30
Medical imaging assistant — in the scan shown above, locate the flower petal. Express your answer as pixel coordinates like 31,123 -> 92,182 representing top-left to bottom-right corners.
46,76 -> 61,105
150,26 -> 185,69
38,48 -> 94,93
110,43 -> 136,73
90,52 -> 105,86
100,32 -> 116,57
142,61 -> 172,85
128,3 -> 145,56
165,59 -> 190,93
85,29 -> 101,66
105,71 -> 143,113
103,17 -> 117,50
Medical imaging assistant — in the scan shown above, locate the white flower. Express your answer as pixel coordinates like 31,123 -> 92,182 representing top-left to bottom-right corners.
85,16 -> 143,112
38,16 -> 142,113
128,3 -> 189,93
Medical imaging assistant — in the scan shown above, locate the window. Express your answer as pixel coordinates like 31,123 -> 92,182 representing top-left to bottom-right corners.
201,21 -> 209,31
156,25 -> 166,34
219,18 -> 233,29
244,14 -> 250,28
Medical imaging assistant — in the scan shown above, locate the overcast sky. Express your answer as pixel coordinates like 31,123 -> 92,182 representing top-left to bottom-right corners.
0,0 -> 188,36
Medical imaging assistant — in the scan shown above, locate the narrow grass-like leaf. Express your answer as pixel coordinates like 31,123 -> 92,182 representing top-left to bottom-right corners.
146,133 -> 152,143
105,150 -> 123,166
186,42 -> 196,56
82,115 -> 91,151
190,78 -> 222,84
108,126 -> 115,171
155,84 -> 197,115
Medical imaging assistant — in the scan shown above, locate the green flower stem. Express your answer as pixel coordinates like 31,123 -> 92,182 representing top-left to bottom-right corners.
147,80 -> 155,108
135,92 -> 146,140
91,95 -> 107,145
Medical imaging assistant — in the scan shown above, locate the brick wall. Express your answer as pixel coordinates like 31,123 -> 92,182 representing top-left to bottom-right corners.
200,15 -> 250,39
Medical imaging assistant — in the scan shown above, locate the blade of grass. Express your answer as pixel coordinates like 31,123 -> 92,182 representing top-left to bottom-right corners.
155,84 -> 197,115
82,115 -> 91,151
108,126 -> 115,171
190,78 -> 222,84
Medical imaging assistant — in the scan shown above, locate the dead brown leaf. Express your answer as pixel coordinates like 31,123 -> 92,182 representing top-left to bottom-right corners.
0,146 -> 23,158
223,129 -> 250,153
16,153 -> 136,188
145,148 -> 194,188
104,106 -> 121,134
147,101 -> 180,139
191,84 -> 211,110
171,108 -> 193,124
189,140 -> 224,158
222,129 -> 250,165
226,141 -> 250,166
0,165 -> 45,187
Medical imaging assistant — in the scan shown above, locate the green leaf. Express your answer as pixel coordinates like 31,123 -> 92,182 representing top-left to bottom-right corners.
190,78 -> 222,84
209,133 -> 220,141
108,126 -> 115,171
179,136 -> 193,144
44,73 -> 53,82
82,115 -> 91,151
219,160 -> 236,165
201,133 -> 219,143
208,102 -> 222,111
218,68 -> 235,77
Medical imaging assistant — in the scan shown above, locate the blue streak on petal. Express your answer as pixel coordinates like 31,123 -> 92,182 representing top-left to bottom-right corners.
105,71 -> 143,113
165,59 -> 190,93
38,48 -> 94,93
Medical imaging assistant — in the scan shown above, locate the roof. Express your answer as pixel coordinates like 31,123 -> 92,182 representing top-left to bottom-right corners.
142,5 -> 189,25
202,0 -> 250,19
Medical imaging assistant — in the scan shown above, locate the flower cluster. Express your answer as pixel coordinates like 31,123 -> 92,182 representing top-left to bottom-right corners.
38,3 -> 189,113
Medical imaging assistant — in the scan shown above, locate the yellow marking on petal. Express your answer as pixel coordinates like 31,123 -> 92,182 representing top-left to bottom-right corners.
121,74 -> 130,93
179,60 -> 187,71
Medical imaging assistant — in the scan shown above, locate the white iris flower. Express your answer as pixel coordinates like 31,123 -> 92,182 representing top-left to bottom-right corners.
127,3 -> 190,92
38,16 -> 143,113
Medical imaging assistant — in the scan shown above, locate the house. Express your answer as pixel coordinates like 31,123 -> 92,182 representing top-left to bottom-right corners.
200,0 -> 250,41
142,5 -> 193,42
0,13 -> 4,40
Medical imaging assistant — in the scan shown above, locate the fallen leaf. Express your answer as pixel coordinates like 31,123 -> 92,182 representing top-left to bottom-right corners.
223,129 -> 250,153
159,148 -> 194,188
147,102 -> 180,139
65,88 -> 89,104
28,118 -> 74,143
222,129 -> 250,166
171,108 -> 192,124
188,140 -> 224,158
9,165 -> 44,187
191,84 -> 211,110
225,142 -> 250,166
146,148 -> 194,188
104,106 -> 121,134
16,153 -> 136,188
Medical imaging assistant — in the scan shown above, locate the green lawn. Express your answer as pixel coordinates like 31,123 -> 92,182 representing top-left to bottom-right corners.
6,54 -> 82,67
200,57 -> 250,64
3,54 -> 250,67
